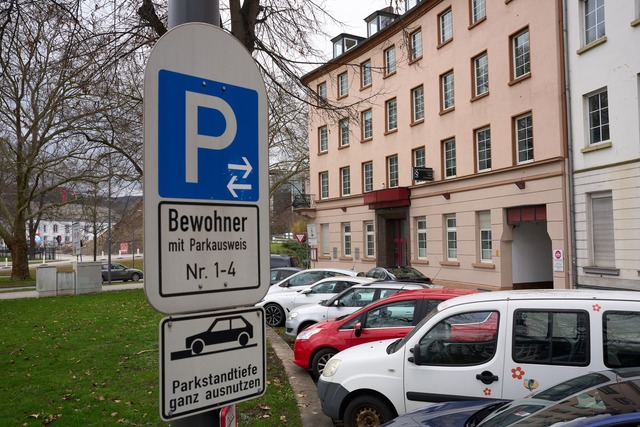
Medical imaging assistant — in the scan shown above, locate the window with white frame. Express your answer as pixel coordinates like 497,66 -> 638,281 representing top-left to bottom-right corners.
445,214 -> 457,260
441,70 -> 455,111
340,166 -> 351,196
53,224 -> 58,233
473,52 -> 489,97
384,46 -> 396,75
43,225 -> 47,233
515,113 -> 533,164
584,0 -> 605,45
410,29 -> 423,61
317,82 -> 327,100
471,0 -> 486,24
587,89 -> 609,144
590,192 -> 614,267
362,109 -> 373,140
386,98 -> 397,132
365,221 -> 375,257
413,147 -> 426,182
387,155 -> 399,188
339,118 -> 350,147
342,223 -> 352,257
512,28 -> 530,79
65,225 -> 70,233
476,127 -> 491,172
416,216 -> 427,259
478,211 -> 492,262
361,60 -> 372,87
318,125 -> 328,152
363,162 -> 373,193
320,171 -> 329,199
338,72 -> 348,97
321,224 -> 330,256
443,138 -> 456,178
412,85 -> 424,122
439,8 -> 453,44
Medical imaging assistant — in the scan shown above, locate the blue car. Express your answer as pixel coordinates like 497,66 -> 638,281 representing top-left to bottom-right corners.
382,368 -> 640,427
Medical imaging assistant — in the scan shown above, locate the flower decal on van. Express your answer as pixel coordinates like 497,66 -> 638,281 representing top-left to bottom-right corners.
483,388 -> 492,396
511,367 -> 525,379
592,304 -> 601,312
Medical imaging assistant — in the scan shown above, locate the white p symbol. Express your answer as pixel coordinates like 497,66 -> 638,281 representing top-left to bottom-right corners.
185,91 -> 237,184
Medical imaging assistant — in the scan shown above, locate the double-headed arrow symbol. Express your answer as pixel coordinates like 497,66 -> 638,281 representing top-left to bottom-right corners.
227,157 -> 253,197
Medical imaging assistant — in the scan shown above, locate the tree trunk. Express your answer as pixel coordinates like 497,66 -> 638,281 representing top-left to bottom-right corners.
10,220 -> 31,281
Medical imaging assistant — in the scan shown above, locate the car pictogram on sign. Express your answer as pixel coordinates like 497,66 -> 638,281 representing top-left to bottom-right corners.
184,315 -> 253,355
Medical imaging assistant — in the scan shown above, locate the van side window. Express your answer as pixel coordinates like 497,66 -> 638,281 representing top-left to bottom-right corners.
417,311 -> 498,365
513,310 -> 589,366
603,311 -> 640,368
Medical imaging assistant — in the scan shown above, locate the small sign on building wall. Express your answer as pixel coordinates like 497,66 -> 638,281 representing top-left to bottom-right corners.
553,249 -> 564,272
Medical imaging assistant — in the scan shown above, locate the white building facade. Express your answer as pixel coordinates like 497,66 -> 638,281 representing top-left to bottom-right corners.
566,0 -> 640,290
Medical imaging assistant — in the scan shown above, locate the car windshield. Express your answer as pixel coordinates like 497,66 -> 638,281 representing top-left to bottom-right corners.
389,267 -> 424,278
387,304 -> 442,354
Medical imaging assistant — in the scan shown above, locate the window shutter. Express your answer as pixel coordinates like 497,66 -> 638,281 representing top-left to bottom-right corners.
592,195 -> 614,267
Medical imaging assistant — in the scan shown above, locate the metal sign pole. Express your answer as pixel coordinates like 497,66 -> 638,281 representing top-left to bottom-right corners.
167,4 -> 222,427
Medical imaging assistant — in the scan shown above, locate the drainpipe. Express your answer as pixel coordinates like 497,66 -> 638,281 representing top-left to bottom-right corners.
562,0 -> 578,288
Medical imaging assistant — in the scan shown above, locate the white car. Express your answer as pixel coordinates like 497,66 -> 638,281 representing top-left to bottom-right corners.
285,281 -> 435,337
266,268 -> 359,296
257,277 -> 374,327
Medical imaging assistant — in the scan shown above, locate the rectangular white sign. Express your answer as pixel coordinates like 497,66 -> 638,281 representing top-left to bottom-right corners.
159,307 -> 265,420
159,202 -> 260,297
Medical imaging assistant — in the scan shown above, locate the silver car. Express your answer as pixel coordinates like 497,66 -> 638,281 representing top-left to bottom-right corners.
285,281 -> 436,337
257,277 -> 375,327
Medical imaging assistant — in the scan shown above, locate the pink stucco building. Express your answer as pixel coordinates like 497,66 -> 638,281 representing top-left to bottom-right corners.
300,0 -> 572,290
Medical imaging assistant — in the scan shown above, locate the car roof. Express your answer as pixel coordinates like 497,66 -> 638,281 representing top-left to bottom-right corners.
270,267 -> 301,271
312,276 -> 375,285
435,288 -> 640,312
347,280 -> 431,289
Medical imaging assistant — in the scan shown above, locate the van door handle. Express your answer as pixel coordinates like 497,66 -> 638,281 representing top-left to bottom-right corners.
476,371 -> 499,385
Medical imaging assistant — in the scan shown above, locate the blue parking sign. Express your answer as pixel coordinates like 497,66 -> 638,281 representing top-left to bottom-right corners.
158,69 -> 259,201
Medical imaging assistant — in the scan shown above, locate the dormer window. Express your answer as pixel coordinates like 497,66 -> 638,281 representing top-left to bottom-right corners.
405,0 -> 423,12
365,8 -> 399,37
331,34 -> 364,58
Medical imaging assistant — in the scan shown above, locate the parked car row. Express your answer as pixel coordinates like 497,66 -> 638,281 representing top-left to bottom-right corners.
265,266 -> 640,427
315,289 -> 640,426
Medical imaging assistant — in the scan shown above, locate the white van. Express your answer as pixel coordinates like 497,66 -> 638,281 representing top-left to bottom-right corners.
317,289 -> 640,427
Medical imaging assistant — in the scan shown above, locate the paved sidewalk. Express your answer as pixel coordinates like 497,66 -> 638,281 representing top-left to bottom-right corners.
266,327 -> 334,427
1,284 -> 334,426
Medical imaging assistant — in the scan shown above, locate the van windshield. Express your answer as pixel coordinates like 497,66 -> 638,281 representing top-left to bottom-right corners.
387,304 -> 442,354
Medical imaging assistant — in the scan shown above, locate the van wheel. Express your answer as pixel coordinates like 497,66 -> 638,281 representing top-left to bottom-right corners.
343,394 -> 395,427
264,303 -> 285,327
311,348 -> 336,379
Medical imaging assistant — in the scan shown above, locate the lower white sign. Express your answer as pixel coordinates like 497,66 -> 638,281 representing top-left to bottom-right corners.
159,307 -> 266,420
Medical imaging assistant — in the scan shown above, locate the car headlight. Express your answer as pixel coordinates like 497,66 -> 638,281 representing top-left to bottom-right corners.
286,312 -> 299,320
296,328 -> 321,340
322,358 -> 341,377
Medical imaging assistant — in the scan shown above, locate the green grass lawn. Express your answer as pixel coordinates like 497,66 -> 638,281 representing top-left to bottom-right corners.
0,290 -> 301,426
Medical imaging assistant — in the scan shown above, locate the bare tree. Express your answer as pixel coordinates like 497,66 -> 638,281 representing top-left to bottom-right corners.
0,0 -> 136,280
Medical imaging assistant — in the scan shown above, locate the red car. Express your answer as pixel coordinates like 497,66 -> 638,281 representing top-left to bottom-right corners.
293,288 -> 477,378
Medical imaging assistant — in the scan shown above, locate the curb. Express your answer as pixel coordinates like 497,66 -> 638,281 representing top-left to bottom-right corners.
265,328 -> 334,427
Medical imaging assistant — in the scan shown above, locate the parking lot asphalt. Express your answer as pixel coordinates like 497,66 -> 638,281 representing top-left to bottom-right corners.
1,283 -> 334,426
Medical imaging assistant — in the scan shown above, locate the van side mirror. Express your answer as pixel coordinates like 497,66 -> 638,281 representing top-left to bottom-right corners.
354,322 -> 362,338
301,288 -> 312,295
408,344 -> 422,365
